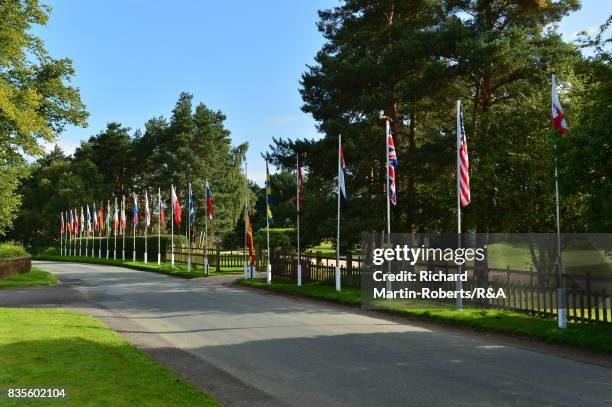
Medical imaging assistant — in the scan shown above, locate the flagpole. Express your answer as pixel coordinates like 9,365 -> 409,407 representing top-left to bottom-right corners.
114,200 -> 117,260
266,161 -> 272,285
106,200 -> 110,259
551,73 -> 567,329
158,188 -> 161,265
79,208 -> 82,257
144,191 -> 148,264
385,121 -> 391,241
92,207 -> 95,257
133,194 -> 136,262
204,179 -> 209,276
188,183 -> 192,273
60,212 -> 63,256
244,160 -> 249,279
336,134 -> 342,292
122,196 -> 125,261
85,208 -> 89,257
456,100 -> 463,311
297,155 -> 301,287
171,185 -> 175,268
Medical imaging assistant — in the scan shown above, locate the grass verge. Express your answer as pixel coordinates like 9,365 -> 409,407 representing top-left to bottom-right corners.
237,278 -> 612,355
0,267 -> 58,290
0,308 -> 220,406
32,255 -> 243,278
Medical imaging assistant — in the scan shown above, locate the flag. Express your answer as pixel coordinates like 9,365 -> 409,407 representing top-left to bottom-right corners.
266,162 -> 273,223
61,212 -> 65,236
144,191 -> 151,228
551,74 -> 568,136
189,184 -> 195,225
92,203 -> 98,231
67,210 -> 72,234
339,143 -> 347,204
80,207 -> 85,233
171,185 -> 182,225
457,101 -> 471,207
98,204 -> 104,232
133,193 -> 139,226
114,197 -> 119,233
120,196 -> 126,232
106,200 -> 111,232
86,205 -> 92,232
206,180 -> 213,220
74,208 -> 78,233
159,198 -> 166,229
297,156 -> 303,211
246,208 -> 254,266
71,209 -> 75,234
387,126 -> 398,206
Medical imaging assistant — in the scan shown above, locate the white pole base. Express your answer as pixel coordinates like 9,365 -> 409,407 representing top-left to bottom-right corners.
106,250 -> 109,259
204,258 -> 209,276
171,253 -> 175,267
244,263 -> 249,279
144,252 -> 148,264
250,265 -> 256,279
335,266 -> 341,292
557,288 -> 567,329
133,251 -> 136,262
267,264 -> 272,285
297,264 -> 302,287
157,253 -> 161,265
187,257 -> 191,273
99,249 -> 101,258
122,251 -> 125,261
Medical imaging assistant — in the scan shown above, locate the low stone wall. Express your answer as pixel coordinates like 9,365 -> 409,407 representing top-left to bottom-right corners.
0,256 -> 32,278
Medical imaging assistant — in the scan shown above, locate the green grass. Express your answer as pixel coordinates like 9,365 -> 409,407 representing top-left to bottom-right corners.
32,254 -> 244,278
0,242 -> 28,259
0,267 -> 58,289
0,308 -> 221,406
238,278 -> 612,355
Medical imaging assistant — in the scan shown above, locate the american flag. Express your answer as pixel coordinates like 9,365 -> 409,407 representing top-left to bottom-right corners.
457,101 -> 471,207
387,124 -> 398,206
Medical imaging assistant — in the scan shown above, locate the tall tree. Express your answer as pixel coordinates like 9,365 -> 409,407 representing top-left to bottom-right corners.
0,0 -> 88,235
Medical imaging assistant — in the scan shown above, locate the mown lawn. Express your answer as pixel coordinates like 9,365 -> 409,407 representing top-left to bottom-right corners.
238,278 -> 612,355
32,255 -> 243,278
0,267 -> 57,289
0,308 -> 221,406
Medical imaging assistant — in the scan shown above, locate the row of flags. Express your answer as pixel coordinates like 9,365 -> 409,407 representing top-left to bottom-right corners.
60,185 -> 214,237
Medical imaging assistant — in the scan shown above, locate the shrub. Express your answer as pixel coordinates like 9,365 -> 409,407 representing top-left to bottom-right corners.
0,242 -> 28,259
254,228 -> 296,250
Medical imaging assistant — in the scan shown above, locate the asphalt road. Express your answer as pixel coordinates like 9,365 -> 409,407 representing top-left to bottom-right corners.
7,261 -> 612,406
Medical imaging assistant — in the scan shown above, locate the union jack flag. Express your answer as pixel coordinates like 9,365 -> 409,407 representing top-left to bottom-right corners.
387,123 -> 398,206
457,101 -> 471,207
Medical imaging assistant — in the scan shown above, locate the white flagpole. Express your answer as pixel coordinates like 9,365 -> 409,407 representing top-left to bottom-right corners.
385,121 -> 391,240
92,207 -> 95,257
85,208 -> 89,257
297,155 -> 302,287
188,183 -> 192,273
106,200 -> 110,259
79,209 -> 82,257
144,191 -> 148,264
122,196 -> 125,261
60,212 -> 63,256
171,185 -> 175,268
114,200 -> 117,260
204,179 -> 209,276
266,161 -> 272,284
456,100 -> 463,310
133,195 -> 136,262
158,188 -> 161,265
552,74 -> 566,329
244,160 -> 249,279
98,204 -> 102,257
336,134 -> 342,291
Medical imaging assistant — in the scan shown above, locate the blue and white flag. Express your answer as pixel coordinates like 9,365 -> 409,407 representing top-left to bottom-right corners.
189,183 -> 195,225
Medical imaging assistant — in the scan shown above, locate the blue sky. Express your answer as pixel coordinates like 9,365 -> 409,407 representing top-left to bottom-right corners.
38,0 -> 611,184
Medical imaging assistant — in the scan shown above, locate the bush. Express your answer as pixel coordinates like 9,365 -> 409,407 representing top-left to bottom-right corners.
0,242 -> 28,259
69,235 -> 187,260
254,228 -> 296,250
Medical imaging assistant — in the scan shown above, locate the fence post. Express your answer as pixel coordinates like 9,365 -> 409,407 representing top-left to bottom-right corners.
347,251 -> 352,285
316,251 -> 322,266
216,243 -> 221,272
586,272 -> 592,322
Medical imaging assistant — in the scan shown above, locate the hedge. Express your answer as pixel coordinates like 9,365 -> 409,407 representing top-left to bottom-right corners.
253,228 -> 296,250
67,235 -> 187,261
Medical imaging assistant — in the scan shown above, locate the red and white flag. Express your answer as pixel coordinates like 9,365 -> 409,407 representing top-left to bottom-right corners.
61,212 -> 65,236
551,74 -> 568,136
206,180 -> 213,220
171,185 -> 182,225
144,190 -> 151,228
457,100 -> 471,207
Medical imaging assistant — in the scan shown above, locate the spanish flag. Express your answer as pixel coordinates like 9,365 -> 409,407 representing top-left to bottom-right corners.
246,208 -> 255,266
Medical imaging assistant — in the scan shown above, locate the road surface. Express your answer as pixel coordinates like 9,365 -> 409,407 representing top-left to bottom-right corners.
4,261 -> 611,406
